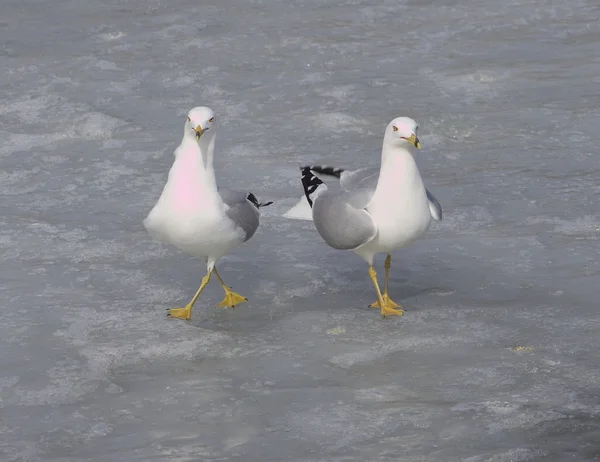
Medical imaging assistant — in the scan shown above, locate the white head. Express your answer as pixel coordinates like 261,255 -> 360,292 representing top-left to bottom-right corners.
384,117 -> 420,150
184,106 -> 217,142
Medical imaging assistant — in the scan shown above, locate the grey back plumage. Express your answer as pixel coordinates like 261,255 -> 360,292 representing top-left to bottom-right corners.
301,166 -> 377,251
337,166 -> 442,221
426,189 -> 442,221
339,166 -> 379,192
219,188 -> 261,242
312,188 -> 377,251
301,160 -> 442,251
305,163 -> 442,251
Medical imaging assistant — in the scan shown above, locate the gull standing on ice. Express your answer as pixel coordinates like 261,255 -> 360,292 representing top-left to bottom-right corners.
144,107 -> 272,321
283,117 -> 442,316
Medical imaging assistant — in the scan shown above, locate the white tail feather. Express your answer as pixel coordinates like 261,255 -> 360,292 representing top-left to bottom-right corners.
283,166 -> 334,220
282,196 -> 314,220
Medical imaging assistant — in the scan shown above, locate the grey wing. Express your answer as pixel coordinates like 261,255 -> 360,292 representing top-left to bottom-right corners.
338,167 -> 379,209
341,167 -> 443,220
426,189 -> 443,221
339,167 -> 380,192
219,188 -> 260,242
312,189 -> 377,250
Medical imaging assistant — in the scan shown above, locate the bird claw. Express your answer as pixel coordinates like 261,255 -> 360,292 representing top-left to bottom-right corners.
216,291 -> 248,309
167,305 -> 193,320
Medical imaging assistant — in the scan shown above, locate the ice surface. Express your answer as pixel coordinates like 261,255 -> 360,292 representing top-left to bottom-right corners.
2,0 -> 600,460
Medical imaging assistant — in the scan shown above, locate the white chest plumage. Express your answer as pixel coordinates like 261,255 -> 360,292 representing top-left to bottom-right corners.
144,140 -> 241,258
365,150 -> 432,251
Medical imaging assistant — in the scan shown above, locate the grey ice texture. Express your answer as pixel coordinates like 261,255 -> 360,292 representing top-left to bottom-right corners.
1,0 -> 600,461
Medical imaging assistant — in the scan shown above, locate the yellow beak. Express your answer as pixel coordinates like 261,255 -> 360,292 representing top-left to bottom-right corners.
406,133 -> 421,149
195,125 -> 204,141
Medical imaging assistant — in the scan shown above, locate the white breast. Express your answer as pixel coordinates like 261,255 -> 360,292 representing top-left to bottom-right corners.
143,143 -> 242,259
365,151 -> 432,251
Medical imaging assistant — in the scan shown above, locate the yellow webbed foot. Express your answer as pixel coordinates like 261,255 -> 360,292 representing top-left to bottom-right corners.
369,293 -> 402,310
370,294 -> 405,317
379,304 -> 405,317
167,304 -> 193,321
216,290 -> 247,309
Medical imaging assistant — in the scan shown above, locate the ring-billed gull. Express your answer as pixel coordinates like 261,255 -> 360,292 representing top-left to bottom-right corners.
144,106 -> 272,321
283,117 -> 442,317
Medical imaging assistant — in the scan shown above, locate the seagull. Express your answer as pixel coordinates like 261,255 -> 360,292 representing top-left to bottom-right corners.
283,117 -> 442,316
144,107 -> 272,321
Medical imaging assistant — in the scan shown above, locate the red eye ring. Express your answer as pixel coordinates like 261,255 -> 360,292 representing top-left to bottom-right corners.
392,126 -> 398,132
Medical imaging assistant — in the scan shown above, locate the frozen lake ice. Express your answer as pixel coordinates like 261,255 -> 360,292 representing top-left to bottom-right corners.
1,0 -> 600,460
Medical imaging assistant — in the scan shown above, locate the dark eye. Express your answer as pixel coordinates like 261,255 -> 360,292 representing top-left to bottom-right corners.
392,126 -> 398,132
187,116 -> 191,122
209,116 -> 215,123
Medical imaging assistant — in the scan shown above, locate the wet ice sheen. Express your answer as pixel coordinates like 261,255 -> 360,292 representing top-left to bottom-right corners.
1,0 -> 600,460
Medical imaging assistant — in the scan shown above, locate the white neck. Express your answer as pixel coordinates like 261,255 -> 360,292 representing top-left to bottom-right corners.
372,139 -> 423,200
198,133 -> 214,168
179,131 -> 218,191
381,137 -> 415,162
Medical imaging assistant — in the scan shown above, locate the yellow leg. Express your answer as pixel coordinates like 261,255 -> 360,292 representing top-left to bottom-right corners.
167,269 -> 212,321
213,267 -> 247,309
368,264 -> 404,317
369,254 -> 403,310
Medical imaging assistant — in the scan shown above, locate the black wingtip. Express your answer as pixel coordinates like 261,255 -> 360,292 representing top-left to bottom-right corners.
300,166 -> 324,208
246,192 -> 259,208
247,193 -> 274,209
307,165 -> 345,179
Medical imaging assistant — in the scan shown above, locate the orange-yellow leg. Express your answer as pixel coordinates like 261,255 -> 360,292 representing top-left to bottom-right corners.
213,267 -> 247,309
369,257 -> 404,316
167,269 -> 212,321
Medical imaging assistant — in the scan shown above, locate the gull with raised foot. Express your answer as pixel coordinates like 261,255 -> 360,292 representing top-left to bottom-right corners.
283,117 -> 442,317
144,107 -> 272,321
